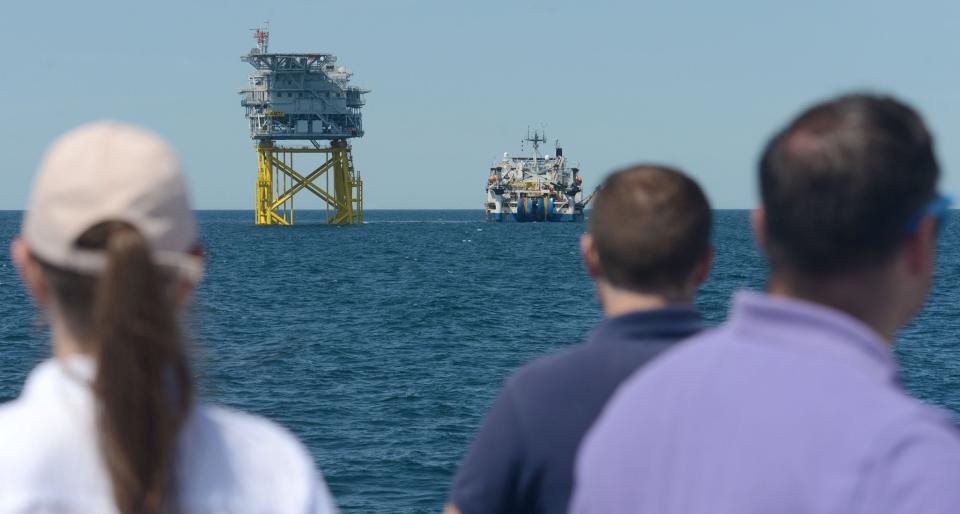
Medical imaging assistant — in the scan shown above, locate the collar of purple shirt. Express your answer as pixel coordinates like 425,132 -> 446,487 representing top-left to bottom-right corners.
727,290 -> 899,384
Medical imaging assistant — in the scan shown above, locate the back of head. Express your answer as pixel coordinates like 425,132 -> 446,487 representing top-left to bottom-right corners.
589,165 -> 712,296
759,93 -> 939,276
21,121 -> 200,514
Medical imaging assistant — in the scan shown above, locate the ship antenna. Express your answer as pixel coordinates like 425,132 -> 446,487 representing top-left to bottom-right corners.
251,21 -> 270,53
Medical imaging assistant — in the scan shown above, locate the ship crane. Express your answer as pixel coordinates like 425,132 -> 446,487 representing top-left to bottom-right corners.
582,185 -> 601,207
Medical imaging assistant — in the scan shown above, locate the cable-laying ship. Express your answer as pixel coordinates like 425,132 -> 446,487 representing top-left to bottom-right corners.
484,130 -> 595,222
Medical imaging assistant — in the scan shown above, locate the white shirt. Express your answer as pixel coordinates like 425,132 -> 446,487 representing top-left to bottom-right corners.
0,357 -> 339,514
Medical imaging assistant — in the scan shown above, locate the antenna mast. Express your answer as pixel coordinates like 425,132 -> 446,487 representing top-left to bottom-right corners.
252,22 -> 270,53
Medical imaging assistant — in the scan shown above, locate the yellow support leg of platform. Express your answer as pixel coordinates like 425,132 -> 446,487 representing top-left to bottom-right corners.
253,139 -> 363,225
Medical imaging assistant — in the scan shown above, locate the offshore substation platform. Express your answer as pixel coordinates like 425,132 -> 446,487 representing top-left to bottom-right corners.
241,26 -> 369,224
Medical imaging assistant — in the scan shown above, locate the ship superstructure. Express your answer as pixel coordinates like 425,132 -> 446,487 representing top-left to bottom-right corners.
484,131 -> 585,222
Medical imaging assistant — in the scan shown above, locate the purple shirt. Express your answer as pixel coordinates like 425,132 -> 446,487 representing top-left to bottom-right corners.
572,291 -> 960,514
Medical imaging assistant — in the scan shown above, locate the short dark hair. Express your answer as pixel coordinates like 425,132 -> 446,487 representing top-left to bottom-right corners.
759,93 -> 939,275
589,165 -> 712,294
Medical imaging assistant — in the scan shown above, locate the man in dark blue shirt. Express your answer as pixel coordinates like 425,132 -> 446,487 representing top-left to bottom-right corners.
445,165 -> 713,514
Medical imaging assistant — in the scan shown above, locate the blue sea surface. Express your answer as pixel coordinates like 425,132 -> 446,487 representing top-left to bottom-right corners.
1,209 -> 958,513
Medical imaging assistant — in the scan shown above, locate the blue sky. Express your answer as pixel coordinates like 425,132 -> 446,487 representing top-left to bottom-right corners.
3,0 -> 959,209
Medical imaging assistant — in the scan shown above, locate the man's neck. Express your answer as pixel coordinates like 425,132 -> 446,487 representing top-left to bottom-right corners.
598,282 -> 691,318
767,274 -> 900,343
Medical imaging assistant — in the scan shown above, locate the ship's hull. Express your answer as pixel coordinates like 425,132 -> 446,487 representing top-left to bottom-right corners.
486,212 -> 584,222
485,196 -> 584,222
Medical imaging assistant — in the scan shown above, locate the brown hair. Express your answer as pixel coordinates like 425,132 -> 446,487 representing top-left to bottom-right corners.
589,165 -> 712,295
759,93 -> 938,275
37,221 -> 193,514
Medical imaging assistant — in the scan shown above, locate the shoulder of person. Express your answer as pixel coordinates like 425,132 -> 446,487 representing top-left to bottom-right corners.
506,341 -> 594,390
874,402 -> 960,454
179,403 -> 338,513
0,388 -> 88,464
190,403 -> 316,471
508,324 -> 714,394
854,405 -> 960,512
0,395 -> 83,484
0,397 -> 30,428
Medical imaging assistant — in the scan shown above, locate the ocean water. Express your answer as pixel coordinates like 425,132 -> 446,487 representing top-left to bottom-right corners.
1,209 -> 958,513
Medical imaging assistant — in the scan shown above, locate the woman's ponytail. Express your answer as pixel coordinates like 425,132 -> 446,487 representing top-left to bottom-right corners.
89,222 -> 193,514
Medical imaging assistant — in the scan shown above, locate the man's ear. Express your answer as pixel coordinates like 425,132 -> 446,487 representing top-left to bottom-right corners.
751,207 -> 768,255
904,215 -> 937,276
691,246 -> 714,287
581,233 -> 602,280
11,237 -> 50,306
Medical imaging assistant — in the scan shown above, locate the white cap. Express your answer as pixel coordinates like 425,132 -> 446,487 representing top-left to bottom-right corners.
22,121 -> 202,282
